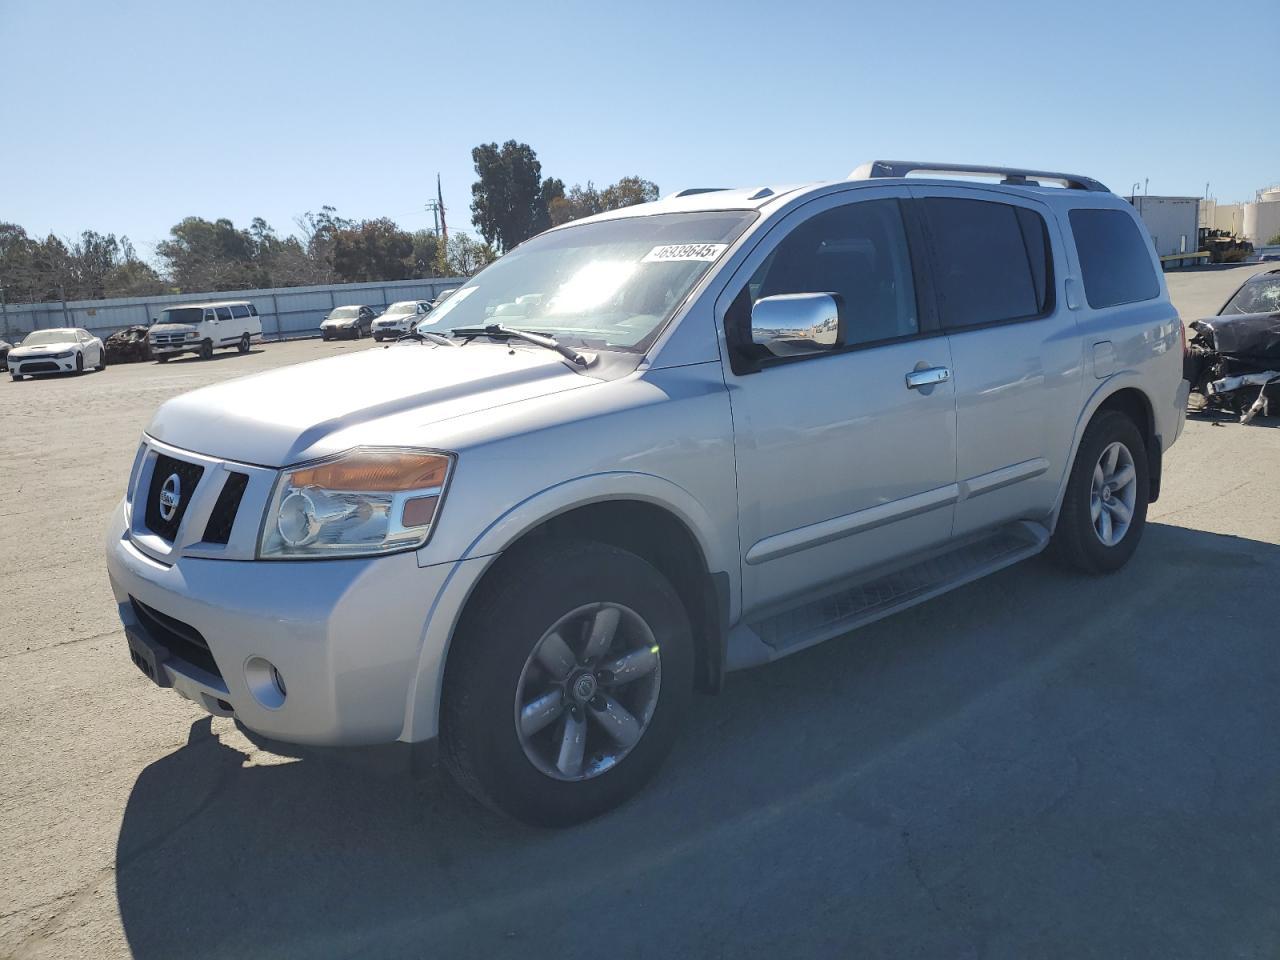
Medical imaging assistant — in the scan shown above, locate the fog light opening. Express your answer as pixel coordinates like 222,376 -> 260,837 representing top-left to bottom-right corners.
245,656 -> 287,709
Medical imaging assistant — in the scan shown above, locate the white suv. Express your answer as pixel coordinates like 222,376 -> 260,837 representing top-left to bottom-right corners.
105,161 -> 1188,825
150,301 -> 262,361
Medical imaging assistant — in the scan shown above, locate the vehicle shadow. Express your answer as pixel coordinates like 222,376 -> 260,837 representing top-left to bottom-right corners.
154,349 -> 267,365
115,522 -> 1280,959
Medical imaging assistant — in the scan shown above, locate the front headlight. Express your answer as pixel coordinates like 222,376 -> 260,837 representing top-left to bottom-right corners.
54,350 -> 74,359
185,331 -> 199,339
259,448 -> 453,559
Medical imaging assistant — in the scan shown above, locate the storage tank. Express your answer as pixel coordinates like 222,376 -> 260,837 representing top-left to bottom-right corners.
1243,186 -> 1280,246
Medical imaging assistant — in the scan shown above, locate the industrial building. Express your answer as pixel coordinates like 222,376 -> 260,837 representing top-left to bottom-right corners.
1125,195 -> 1200,257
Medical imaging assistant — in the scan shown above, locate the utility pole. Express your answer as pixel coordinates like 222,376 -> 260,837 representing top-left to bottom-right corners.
424,199 -> 441,235
437,173 -> 448,251
1,281 -> 9,340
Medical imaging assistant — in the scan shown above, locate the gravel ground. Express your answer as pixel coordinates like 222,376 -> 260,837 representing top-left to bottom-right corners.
2,266 -> 1279,959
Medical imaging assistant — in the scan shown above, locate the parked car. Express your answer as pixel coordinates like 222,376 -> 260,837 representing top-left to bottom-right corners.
150,301 -> 262,362
0,339 -> 10,371
320,304 -> 376,340
1184,267 -> 1280,422
10,327 -> 106,380
372,300 -> 433,341
105,160 -> 1187,826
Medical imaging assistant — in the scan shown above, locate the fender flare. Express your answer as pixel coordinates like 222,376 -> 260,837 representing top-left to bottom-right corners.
401,471 -> 735,743
1048,371 -> 1156,527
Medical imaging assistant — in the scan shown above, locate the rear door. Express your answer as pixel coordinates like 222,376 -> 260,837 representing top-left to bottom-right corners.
911,186 -> 1082,538
718,187 -> 958,613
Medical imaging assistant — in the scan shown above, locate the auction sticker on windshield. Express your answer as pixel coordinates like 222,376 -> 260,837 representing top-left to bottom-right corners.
641,243 -> 728,263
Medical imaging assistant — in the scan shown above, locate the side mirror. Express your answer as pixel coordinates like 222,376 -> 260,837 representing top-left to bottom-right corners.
750,293 -> 843,358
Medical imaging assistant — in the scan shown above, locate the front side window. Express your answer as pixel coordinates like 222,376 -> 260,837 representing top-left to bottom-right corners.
744,198 -> 920,347
924,197 -> 1052,328
422,211 -> 757,352
1069,208 -> 1160,309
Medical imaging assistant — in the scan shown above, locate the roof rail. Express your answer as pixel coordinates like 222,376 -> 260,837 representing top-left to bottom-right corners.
670,187 -> 730,198
849,160 -> 1109,193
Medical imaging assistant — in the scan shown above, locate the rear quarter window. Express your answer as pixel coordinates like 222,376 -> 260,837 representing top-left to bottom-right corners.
1068,208 -> 1160,309
231,304 -> 250,319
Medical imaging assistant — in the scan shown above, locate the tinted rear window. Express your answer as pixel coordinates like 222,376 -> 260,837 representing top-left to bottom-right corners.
923,198 -> 1051,328
1069,208 -> 1160,309
231,304 -> 250,318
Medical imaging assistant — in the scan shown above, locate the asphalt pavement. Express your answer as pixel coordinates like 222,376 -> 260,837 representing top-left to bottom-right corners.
2,264 -> 1278,959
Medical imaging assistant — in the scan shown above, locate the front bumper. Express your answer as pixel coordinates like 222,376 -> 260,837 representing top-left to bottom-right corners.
10,355 -> 77,375
105,500 -> 475,746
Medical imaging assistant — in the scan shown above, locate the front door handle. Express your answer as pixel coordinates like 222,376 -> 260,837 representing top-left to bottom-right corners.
905,366 -> 951,390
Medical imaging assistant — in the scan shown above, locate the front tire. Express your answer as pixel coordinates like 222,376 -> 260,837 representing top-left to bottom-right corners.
156,354 -> 168,363
96,350 -> 107,371
1050,410 -> 1149,574
199,339 -> 213,360
442,540 -> 693,827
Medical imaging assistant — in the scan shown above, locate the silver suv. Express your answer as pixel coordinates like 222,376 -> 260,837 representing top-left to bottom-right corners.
105,161 -> 1188,825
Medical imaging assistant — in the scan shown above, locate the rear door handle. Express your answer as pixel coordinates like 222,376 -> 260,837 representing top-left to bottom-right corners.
905,366 -> 951,390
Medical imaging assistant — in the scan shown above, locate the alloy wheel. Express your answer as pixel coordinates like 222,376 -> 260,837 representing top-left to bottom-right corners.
514,602 -> 662,781
1090,441 -> 1137,546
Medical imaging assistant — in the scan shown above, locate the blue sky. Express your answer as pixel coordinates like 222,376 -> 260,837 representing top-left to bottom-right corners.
2,0 -> 1276,260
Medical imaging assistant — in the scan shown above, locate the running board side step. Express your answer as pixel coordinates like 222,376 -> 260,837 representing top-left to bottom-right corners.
726,521 -> 1050,670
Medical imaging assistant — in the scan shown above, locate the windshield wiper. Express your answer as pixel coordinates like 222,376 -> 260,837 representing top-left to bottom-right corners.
395,330 -> 457,347
451,323 -> 588,367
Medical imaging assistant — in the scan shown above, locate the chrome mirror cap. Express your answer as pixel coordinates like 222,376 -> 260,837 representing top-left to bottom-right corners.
750,293 -> 843,358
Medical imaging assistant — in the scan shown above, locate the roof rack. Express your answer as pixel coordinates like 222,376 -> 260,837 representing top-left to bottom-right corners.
849,160 -> 1109,193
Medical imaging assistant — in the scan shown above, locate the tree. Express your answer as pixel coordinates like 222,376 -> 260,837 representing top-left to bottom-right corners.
444,232 -> 498,276
155,217 -> 260,291
331,218 -> 414,283
470,140 -> 553,252
547,176 -> 659,227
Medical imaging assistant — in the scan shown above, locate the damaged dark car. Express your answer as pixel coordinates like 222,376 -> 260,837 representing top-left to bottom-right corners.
1185,268 -> 1280,423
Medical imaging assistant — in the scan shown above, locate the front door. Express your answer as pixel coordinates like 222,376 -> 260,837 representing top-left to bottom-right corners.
719,189 -> 959,614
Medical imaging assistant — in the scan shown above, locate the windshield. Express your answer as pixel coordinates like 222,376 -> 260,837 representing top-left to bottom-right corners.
159,307 -> 203,326
1221,275 -> 1280,315
383,301 -> 418,315
329,306 -> 360,319
21,329 -> 76,347
420,211 -> 756,351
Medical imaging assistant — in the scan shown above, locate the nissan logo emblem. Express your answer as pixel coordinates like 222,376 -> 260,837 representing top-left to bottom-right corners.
158,473 -> 182,522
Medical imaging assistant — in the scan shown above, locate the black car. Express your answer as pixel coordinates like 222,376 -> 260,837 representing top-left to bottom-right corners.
319,304 -> 377,340
0,339 -> 10,371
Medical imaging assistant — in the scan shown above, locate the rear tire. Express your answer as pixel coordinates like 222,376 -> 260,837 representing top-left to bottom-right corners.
238,333 -> 250,353
442,539 -> 693,827
1050,410 -> 1149,574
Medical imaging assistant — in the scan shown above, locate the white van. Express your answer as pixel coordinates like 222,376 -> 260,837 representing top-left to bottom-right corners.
149,301 -> 263,362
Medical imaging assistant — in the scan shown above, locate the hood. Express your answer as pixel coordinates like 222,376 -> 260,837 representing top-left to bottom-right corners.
11,340 -> 76,357
145,341 -> 598,466
150,323 -> 196,335
1192,311 -> 1280,361
374,313 -> 412,325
